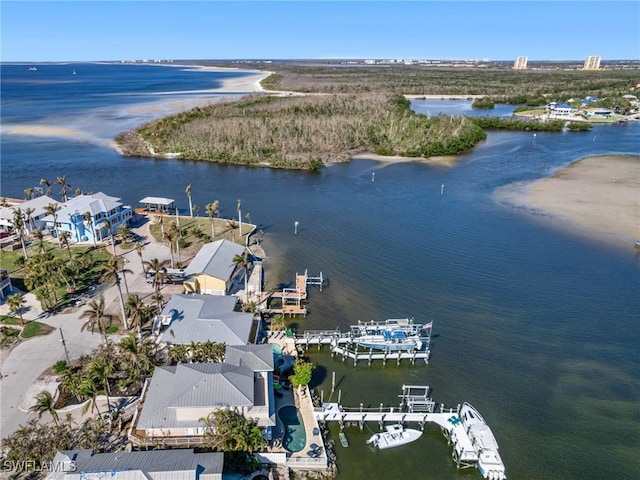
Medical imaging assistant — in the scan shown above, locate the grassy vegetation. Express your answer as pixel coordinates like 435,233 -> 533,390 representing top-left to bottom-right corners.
117,93 -> 487,167
255,64 -> 638,99
115,63 -> 636,169
20,321 -> 55,338
0,327 -> 20,349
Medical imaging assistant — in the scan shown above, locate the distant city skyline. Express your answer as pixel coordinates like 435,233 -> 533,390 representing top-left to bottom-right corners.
1,1 -> 639,62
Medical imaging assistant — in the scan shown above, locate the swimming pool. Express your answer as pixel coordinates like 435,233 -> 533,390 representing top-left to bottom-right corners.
279,406 -> 306,453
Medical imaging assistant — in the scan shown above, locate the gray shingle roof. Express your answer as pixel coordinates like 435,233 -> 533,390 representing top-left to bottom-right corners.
0,195 -> 57,221
136,363 -> 255,430
184,240 -> 245,280
48,449 -> 223,480
226,344 -> 274,372
160,294 -> 252,346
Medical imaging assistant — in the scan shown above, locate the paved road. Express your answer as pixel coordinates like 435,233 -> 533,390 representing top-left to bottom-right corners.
0,218 -> 174,439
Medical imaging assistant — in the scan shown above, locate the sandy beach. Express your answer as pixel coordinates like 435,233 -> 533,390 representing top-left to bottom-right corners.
496,154 -> 640,245
351,152 -> 459,167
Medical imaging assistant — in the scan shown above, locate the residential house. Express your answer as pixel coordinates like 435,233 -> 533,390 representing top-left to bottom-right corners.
42,192 -> 134,244
548,102 -> 578,118
130,344 -> 275,446
183,240 -> 246,295
153,294 -> 253,345
0,195 -> 57,234
46,449 -> 223,480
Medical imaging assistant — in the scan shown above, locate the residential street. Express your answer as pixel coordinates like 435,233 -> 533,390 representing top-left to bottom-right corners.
0,218 -> 173,439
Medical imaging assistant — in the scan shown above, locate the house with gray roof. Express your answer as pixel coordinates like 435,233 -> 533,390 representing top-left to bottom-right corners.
154,294 -> 252,345
46,448 -> 223,480
130,345 -> 275,446
0,195 -> 56,234
183,240 -> 246,295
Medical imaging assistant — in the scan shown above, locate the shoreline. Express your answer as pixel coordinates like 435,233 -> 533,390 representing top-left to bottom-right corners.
495,154 -> 640,247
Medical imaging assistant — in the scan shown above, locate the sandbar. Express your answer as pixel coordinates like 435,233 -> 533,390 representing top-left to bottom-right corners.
496,155 -> 640,245
351,152 -> 458,167
2,125 -> 79,138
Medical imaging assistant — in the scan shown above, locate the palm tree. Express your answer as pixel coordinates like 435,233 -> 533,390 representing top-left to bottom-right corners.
102,219 -> 116,255
24,187 -> 35,200
163,228 -> 177,268
56,175 -> 71,202
39,178 -> 52,197
125,294 -> 146,337
135,241 -> 145,270
154,214 -> 165,237
29,390 -> 59,425
205,201 -> 220,239
7,293 -> 27,326
151,292 -> 165,310
168,221 -> 182,265
83,211 -> 97,247
78,378 -> 101,415
192,204 -> 200,217
12,208 -> 29,259
237,199 -> 242,236
32,228 -> 46,254
232,251 -> 252,302
44,202 -> 61,247
59,230 -> 73,261
117,224 -> 132,246
143,258 -> 170,293
101,258 -> 129,329
80,295 -> 112,345
186,184 -> 193,218
24,207 -> 35,233
119,335 -> 152,386
87,359 -> 113,412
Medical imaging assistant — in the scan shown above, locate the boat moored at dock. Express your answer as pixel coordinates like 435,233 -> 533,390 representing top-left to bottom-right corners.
459,403 -> 507,480
349,318 -> 431,352
366,424 -> 423,449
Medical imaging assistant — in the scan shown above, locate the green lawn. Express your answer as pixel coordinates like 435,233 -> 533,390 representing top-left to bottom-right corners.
20,321 -> 55,338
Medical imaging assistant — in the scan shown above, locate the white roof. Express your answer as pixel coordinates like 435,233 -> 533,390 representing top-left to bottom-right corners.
0,195 -> 57,222
139,196 -> 175,206
42,193 -> 125,223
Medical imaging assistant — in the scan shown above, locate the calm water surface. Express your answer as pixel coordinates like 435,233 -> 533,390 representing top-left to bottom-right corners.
2,64 -> 639,480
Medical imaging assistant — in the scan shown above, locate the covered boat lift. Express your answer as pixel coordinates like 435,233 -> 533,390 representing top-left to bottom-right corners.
138,196 -> 176,214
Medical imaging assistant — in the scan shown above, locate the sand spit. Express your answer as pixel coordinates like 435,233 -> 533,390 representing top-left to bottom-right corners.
3,125 -> 79,138
496,154 -> 640,246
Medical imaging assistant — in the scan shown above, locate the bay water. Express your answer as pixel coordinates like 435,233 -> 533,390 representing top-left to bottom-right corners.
1,64 -> 638,480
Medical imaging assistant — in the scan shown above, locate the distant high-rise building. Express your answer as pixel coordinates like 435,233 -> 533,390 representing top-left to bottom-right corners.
583,56 -> 601,70
513,56 -> 528,70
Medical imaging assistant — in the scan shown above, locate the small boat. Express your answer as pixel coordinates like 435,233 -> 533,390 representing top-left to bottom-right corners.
349,318 -> 430,352
29,66 -> 37,71
73,69 -> 76,75
635,240 -> 640,249
339,431 -> 349,447
366,424 -> 422,449
459,403 -> 507,480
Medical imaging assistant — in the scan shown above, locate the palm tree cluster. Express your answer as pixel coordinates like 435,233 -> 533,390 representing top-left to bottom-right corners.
1,416 -> 110,471
120,93 -> 486,168
56,337 -> 158,415
200,409 -> 267,474
167,340 -> 226,364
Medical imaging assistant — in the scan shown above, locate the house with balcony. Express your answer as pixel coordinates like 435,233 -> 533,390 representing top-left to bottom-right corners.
183,240 -> 246,295
41,192 -> 133,244
152,294 -> 253,345
129,344 -> 275,447
0,195 -> 57,235
46,449 -> 223,480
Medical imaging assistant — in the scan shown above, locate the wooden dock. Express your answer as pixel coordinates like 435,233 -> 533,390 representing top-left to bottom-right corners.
262,270 -> 324,317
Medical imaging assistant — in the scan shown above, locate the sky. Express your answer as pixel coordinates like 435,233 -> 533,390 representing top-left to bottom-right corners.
1,1 -> 639,62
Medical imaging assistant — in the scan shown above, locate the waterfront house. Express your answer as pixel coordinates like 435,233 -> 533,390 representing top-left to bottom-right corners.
548,102 -> 578,118
41,192 -> 133,244
130,344 -> 275,447
0,195 -> 56,234
46,449 -> 223,480
153,293 -> 253,345
183,239 -> 246,295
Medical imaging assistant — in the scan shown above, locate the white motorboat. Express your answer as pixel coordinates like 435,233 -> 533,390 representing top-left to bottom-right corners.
459,403 -> 507,480
366,424 -> 422,449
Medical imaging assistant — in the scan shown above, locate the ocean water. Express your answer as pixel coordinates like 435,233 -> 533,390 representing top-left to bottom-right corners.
1,64 -> 639,480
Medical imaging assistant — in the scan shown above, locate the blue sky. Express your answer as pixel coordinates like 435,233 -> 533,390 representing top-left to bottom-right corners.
2,1 -> 639,62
